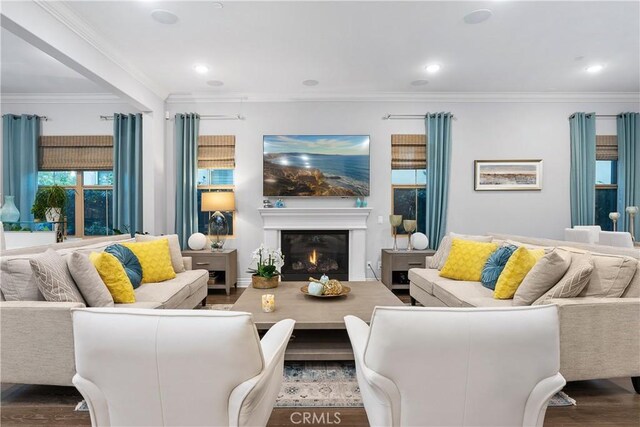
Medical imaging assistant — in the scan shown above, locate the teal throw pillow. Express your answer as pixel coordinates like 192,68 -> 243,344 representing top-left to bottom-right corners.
481,245 -> 517,290
105,244 -> 143,289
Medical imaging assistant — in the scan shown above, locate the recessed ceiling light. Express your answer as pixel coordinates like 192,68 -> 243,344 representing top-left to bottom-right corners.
586,64 -> 604,73
411,80 -> 429,86
464,9 -> 492,24
425,64 -> 441,74
207,80 -> 224,87
151,9 -> 179,25
302,80 -> 319,86
193,64 -> 210,74
211,2 -> 224,8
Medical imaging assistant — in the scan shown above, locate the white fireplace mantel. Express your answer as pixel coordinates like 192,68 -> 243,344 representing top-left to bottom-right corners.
258,208 -> 372,280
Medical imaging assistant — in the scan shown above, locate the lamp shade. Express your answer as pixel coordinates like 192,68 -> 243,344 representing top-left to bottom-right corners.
201,191 -> 235,212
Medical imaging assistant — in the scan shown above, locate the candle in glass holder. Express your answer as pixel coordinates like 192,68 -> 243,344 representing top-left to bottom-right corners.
261,294 -> 275,313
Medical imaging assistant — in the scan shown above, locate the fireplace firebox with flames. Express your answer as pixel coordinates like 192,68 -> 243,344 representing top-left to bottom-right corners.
280,230 -> 349,281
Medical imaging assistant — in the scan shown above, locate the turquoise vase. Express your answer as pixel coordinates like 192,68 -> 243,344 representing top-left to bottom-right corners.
1,196 -> 20,223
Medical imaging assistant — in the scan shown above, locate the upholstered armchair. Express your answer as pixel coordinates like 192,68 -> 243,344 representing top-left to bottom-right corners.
72,308 -> 294,427
345,306 -> 565,427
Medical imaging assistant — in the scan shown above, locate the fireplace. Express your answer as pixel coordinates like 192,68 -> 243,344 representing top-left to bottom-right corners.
280,230 -> 349,281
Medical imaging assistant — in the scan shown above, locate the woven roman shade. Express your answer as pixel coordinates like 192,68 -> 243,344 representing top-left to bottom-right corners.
198,135 -> 236,169
39,135 -> 113,171
391,134 -> 426,169
596,135 -> 618,161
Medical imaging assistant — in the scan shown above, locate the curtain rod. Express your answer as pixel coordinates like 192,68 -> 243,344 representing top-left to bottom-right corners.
100,114 -> 245,121
383,114 -> 457,121
2,114 -> 49,121
567,113 -> 620,120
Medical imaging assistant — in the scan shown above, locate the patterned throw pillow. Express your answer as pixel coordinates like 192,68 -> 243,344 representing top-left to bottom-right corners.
513,249 -> 571,306
494,247 -> 545,299
90,252 -> 136,303
440,239 -> 499,281
121,239 -> 176,283
534,253 -> 594,305
481,245 -> 517,290
105,244 -> 143,289
430,233 -> 494,270
29,249 -> 86,303
135,234 -> 185,273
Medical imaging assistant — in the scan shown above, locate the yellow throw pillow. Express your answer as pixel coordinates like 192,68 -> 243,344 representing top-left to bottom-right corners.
440,239 -> 499,281
121,239 -> 176,283
494,247 -> 545,299
89,252 -> 136,303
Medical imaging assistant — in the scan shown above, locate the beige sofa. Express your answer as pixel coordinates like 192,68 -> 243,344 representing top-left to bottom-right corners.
0,235 -> 209,386
409,233 -> 640,392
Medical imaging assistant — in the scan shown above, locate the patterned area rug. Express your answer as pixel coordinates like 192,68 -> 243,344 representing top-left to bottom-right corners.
75,361 -> 575,410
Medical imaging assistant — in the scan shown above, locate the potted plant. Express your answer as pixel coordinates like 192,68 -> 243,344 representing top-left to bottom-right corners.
31,185 -> 69,222
247,244 -> 284,289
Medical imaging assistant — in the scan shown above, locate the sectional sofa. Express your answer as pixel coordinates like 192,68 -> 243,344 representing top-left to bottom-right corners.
0,235 -> 208,386
409,233 -> 640,391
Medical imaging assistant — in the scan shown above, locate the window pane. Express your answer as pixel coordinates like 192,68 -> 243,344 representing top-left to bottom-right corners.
197,189 -> 234,236
37,171 -> 77,186
83,171 -> 114,186
596,160 -> 617,185
84,189 -> 113,236
197,169 -> 210,186
392,170 -> 418,185
211,169 -> 234,186
595,188 -> 617,232
65,189 -> 76,236
393,187 -> 426,235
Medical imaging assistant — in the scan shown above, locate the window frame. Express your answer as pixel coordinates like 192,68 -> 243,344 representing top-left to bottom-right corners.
391,182 -> 426,236
594,159 -> 618,231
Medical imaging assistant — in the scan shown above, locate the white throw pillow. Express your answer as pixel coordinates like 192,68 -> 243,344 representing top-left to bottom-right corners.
0,256 -> 44,301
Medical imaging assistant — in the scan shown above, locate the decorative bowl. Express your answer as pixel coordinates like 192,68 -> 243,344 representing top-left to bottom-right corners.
300,285 -> 351,298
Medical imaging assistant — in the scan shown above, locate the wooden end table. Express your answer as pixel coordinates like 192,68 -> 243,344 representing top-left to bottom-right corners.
381,249 -> 435,290
182,249 -> 238,295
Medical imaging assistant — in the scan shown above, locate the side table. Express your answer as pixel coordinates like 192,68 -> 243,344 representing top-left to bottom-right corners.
182,249 -> 238,296
381,249 -> 435,291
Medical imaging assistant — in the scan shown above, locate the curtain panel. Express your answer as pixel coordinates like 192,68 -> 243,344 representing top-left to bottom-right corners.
2,114 -> 40,221
569,113 -> 596,226
425,113 -> 453,250
113,113 -> 143,235
617,112 -> 640,239
175,113 -> 200,248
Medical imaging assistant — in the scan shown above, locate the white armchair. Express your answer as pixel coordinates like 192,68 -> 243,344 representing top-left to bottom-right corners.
599,231 -> 634,248
574,225 -> 602,244
72,308 -> 294,427
564,228 -> 592,244
345,306 -> 565,427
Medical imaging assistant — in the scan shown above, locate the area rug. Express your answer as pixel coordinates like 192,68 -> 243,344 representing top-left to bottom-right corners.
75,362 -> 575,410
202,303 -> 233,310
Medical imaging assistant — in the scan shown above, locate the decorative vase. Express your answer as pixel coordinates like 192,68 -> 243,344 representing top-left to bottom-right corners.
45,207 -> 62,222
403,220 -> 417,251
389,215 -> 403,251
0,196 -> 20,223
252,275 -> 279,289
355,198 -> 362,208
609,212 -> 620,232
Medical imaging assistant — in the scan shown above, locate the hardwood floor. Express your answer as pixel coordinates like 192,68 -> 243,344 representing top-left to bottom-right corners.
1,288 -> 638,426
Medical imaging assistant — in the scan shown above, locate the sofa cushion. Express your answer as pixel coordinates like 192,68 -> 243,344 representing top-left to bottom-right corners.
0,255 -> 43,301
30,249 -> 86,304
134,273 -> 196,309
408,268 -> 440,295
440,239 -> 498,281
68,252 -> 114,307
579,253 -> 637,298
622,262 -> 640,298
513,249 -> 571,306
494,247 -> 545,299
185,269 -> 210,296
135,234 -> 186,274
430,233 -> 494,270
114,301 -> 162,309
534,252 -> 594,305
431,279 -> 494,307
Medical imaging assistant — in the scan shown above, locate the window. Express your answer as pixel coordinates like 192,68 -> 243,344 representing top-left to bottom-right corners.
36,171 -> 113,237
391,134 -> 427,235
197,169 -> 234,236
594,135 -> 618,231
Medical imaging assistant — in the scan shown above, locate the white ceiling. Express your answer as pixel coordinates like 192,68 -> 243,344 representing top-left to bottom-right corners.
3,1 -> 639,97
0,27 -> 106,94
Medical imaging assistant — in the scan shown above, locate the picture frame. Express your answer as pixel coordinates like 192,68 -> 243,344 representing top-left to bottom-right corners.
474,160 -> 543,191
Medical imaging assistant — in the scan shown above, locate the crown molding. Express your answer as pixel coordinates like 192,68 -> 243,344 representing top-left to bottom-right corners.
33,0 -> 169,100
1,93 -> 125,104
166,91 -> 640,104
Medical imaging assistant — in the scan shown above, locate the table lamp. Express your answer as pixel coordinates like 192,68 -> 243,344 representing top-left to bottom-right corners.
202,191 -> 235,251
609,212 -> 620,231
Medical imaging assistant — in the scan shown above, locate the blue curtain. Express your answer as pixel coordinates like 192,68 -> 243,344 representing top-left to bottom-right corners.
425,113 -> 453,249
113,113 -> 143,235
569,113 -> 596,226
2,114 -> 40,221
617,112 -> 640,239
175,113 -> 200,248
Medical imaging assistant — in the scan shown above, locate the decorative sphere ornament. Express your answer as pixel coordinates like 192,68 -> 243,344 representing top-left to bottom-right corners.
188,233 -> 207,250
411,232 -> 429,250
308,282 -> 324,296
320,274 -> 329,284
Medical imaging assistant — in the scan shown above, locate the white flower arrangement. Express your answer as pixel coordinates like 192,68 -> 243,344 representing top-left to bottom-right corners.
248,244 -> 285,278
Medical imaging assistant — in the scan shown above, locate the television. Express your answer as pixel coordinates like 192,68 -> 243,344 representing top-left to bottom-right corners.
263,135 -> 370,197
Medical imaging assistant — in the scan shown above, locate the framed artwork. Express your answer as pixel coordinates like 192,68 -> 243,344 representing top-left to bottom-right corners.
474,160 -> 543,191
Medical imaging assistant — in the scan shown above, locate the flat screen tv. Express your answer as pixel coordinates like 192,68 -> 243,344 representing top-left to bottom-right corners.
263,135 -> 370,197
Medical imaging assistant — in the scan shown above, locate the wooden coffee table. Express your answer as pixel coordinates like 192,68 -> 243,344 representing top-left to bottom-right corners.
232,280 -> 404,361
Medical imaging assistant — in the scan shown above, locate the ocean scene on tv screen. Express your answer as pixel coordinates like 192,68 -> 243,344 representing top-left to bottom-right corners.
264,135 -> 370,197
